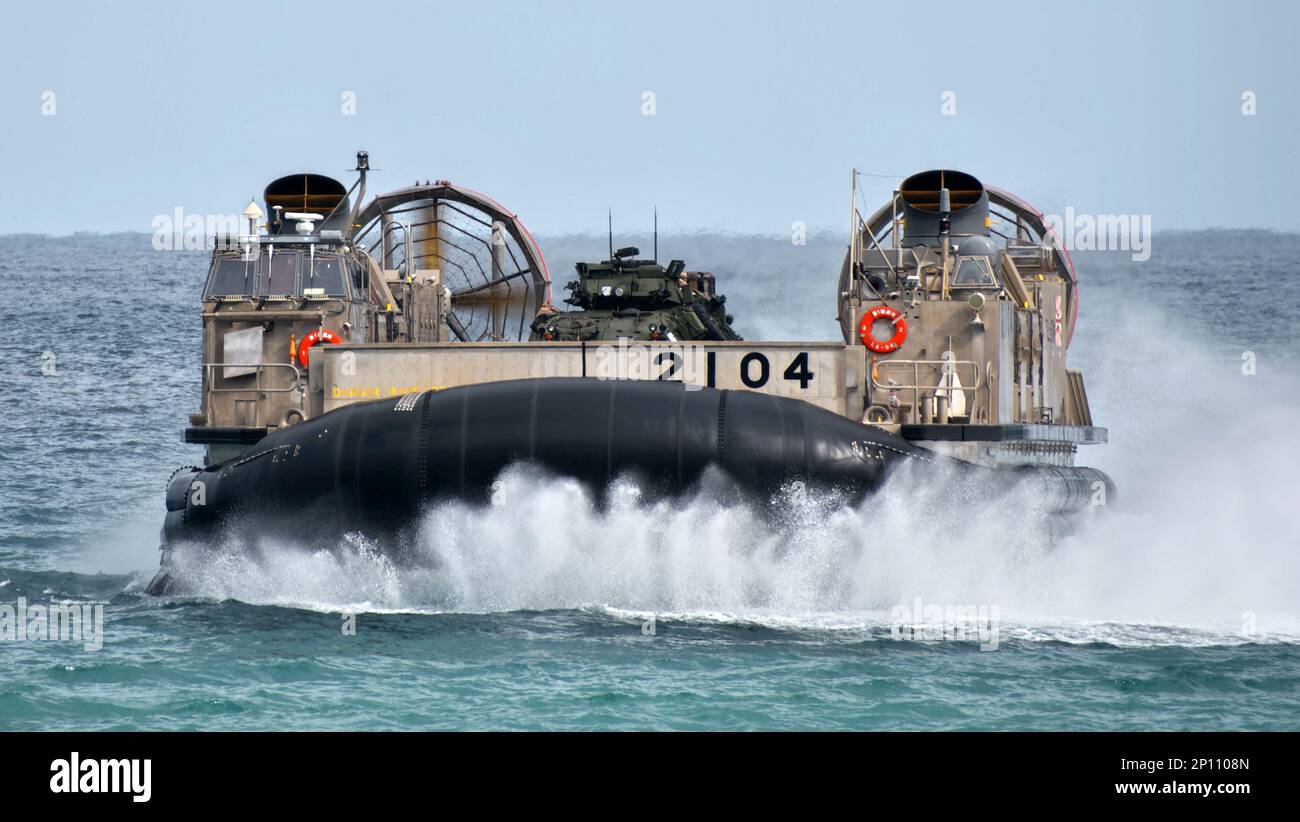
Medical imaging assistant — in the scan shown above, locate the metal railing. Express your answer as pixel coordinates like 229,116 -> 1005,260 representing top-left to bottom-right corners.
870,358 -> 982,424
203,361 -> 304,427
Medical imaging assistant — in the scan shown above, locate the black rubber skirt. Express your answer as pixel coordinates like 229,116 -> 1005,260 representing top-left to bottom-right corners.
159,377 -> 1114,555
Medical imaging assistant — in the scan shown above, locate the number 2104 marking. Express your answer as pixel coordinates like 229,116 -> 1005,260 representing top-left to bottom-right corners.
648,350 -> 819,390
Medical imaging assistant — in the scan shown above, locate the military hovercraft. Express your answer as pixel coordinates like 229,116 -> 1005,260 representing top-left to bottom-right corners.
147,157 -> 1112,594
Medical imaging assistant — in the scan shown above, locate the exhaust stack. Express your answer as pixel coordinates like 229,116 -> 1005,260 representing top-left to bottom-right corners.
263,173 -> 350,235
898,169 -> 989,247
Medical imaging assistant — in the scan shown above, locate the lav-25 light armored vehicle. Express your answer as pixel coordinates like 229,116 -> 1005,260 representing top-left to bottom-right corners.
149,158 -> 1111,594
531,245 -> 741,342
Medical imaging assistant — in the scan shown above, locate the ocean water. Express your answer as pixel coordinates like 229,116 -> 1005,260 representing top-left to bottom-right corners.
1,231 -> 1298,731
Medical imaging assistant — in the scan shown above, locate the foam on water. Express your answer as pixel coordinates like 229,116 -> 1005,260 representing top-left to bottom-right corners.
154,396 -> 1299,649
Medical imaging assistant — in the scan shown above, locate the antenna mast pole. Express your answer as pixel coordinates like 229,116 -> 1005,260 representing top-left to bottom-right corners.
653,207 -> 658,262
849,168 -> 859,292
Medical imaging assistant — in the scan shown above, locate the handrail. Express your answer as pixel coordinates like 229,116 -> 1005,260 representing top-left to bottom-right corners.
203,361 -> 304,428
870,358 -> 982,423
204,361 -> 302,395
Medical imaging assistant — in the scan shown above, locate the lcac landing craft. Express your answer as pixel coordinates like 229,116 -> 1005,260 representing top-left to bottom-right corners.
148,157 -> 1113,594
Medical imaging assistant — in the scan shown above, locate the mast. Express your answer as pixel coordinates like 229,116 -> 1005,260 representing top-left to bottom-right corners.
653,207 -> 658,262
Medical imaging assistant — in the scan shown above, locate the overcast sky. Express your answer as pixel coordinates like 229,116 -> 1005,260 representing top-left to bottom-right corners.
1,0 -> 1296,236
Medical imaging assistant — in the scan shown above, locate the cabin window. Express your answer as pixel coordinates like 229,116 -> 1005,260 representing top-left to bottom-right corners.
953,256 -> 998,287
264,250 -> 299,296
204,256 -> 256,298
304,254 -> 348,297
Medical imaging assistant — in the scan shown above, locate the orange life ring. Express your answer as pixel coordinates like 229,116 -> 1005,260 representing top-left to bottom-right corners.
297,329 -> 342,367
858,305 -> 907,353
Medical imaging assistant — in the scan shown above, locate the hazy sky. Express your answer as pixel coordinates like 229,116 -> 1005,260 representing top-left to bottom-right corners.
2,0 -> 1296,236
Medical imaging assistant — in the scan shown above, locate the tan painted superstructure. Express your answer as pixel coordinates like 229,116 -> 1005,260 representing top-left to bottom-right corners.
188,163 -> 1104,472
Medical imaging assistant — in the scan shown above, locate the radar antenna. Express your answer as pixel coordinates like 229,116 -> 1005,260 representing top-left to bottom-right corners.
653,207 -> 658,262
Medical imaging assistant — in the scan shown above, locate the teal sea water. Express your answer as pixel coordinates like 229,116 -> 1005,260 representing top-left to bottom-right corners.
1,232 -> 1298,731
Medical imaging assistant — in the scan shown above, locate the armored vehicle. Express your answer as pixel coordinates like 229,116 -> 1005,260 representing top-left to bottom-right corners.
530,246 -> 741,342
